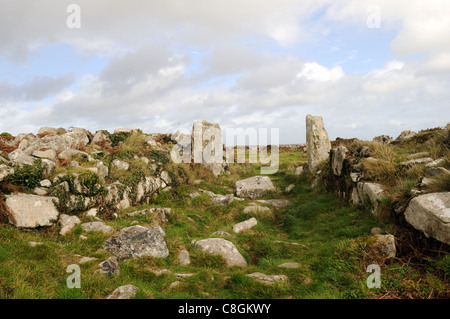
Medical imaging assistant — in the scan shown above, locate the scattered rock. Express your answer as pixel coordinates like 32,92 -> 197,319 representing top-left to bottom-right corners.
359,146 -> 370,157
243,206 -> 272,216
59,214 -> 81,236
178,249 -> 191,266
255,199 -> 291,208
151,269 -> 172,276
41,159 -> 56,175
97,256 -> 120,276
370,227 -> 382,236
373,135 -> 391,144
102,225 -> 169,261
247,272 -> 288,285
235,176 -> 275,199
5,193 -> 59,228
306,114 -> 331,172
188,192 -> 200,199
407,152 -> 430,160
85,208 -> 98,218
195,238 -> 247,267
404,192 -> 450,245
0,165 -> 14,182
28,241 -> 43,247
372,234 -> 396,259
106,284 -> 138,299
212,194 -> 234,206
285,184 -> 295,193
397,130 -> 416,140
112,159 -> 129,170
33,187 -> 47,196
32,149 -> 56,160
401,157 -> 434,167
294,166 -> 304,175
426,158 -> 446,168
211,230 -> 232,238
114,128 -> 134,134
168,281 -> 181,289
233,217 -> 257,234
81,222 -> 114,235
40,179 -> 52,188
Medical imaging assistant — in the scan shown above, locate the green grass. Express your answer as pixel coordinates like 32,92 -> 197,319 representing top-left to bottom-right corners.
0,146 -> 448,299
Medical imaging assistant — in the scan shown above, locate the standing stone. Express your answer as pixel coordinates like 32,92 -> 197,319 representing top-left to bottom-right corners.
305,115 -> 331,172
191,120 -> 225,176
5,194 -> 59,228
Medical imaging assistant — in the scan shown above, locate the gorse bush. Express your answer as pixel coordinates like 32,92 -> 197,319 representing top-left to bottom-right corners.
7,160 -> 43,190
108,131 -> 132,147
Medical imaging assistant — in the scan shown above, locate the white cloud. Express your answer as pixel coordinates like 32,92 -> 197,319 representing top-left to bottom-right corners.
296,62 -> 345,82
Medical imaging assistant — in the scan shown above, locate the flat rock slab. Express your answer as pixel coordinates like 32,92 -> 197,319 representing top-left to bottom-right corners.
106,284 -> 139,299
212,194 -> 234,206
235,176 -> 275,199
401,157 -> 434,167
247,272 -> 288,285
243,206 -> 272,216
405,192 -> 450,245
256,199 -> 291,208
102,225 -> 169,261
233,217 -> 257,233
5,193 -> 59,228
195,238 -> 247,267
81,222 -> 115,235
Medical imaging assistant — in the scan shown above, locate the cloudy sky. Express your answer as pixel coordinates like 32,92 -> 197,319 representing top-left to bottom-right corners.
0,0 -> 449,144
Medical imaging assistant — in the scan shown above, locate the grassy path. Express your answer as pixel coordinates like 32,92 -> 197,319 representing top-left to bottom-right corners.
0,148 -> 448,298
